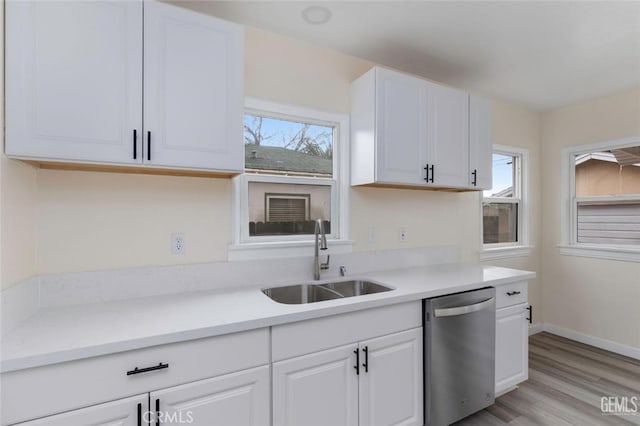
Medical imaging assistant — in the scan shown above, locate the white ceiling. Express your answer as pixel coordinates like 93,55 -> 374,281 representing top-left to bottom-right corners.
173,1 -> 640,111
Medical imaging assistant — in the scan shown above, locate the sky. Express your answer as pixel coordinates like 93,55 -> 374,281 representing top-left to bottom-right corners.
484,153 -> 514,197
244,114 -> 333,153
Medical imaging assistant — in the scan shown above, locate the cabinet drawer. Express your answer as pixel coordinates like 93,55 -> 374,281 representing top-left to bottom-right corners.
272,301 -> 422,362
1,328 -> 269,425
495,281 -> 528,309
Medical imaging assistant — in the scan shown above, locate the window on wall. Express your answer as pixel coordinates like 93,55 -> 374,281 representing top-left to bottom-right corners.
230,98 -> 350,259
481,146 -> 530,259
561,139 -> 640,261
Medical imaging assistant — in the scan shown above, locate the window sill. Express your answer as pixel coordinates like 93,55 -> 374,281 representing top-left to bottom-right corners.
228,239 -> 354,261
479,245 -> 533,261
558,244 -> 640,263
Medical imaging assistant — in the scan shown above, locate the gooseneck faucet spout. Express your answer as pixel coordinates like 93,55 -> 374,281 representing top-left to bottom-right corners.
314,219 -> 330,280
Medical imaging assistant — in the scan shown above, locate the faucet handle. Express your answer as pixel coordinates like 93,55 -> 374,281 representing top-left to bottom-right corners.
321,255 -> 330,270
339,266 -> 347,276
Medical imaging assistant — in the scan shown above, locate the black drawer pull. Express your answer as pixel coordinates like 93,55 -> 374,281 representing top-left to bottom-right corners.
526,305 -> 532,324
147,131 -> 152,161
429,164 -> 435,183
354,348 -> 360,375
471,169 -> 477,186
362,346 -> 369,373
506,291 -> 521,296
137,403 -> 142,426
126,362 -> 169,376
156,398 -> 160,426
133,129 -> 137,160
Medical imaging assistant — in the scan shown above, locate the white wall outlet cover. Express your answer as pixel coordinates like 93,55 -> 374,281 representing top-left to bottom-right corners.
367,227 -> 376,242
399,227 -> 407,242
171,232 -> 185,255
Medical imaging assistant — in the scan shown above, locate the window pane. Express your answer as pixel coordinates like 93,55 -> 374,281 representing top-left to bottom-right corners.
483,202 -> 518,244
577,201 -> 640,245
244,114 -> 333,176
484,154 -> 515,197
575,146 -> 640,197
248,181 -> 331,236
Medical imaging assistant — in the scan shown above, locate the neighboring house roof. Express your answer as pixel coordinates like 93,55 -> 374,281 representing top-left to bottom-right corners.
491,187 -> 514,197
245,144 -> 332,175
575,151 -> 640,167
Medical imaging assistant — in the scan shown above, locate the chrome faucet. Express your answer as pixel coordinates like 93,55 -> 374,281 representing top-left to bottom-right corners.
314,219 -> 330,280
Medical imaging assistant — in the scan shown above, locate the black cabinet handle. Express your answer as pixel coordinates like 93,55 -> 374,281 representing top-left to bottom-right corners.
137,403 -> 142,426
472,169 -> 477,186
424,164 -> 430,182
353,348 -> 360,375
126,362 -> 169,376
133,129 -> 137,160
429,164 -> 435,183
156,398 -> 160,426
147,131 -> 152,161
362,346 -> 369,373
526,305 -> 532,324
506,291 -> 521,296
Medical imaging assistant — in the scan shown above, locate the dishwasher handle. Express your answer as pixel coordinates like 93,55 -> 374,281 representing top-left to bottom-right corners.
433,297 -> 494,318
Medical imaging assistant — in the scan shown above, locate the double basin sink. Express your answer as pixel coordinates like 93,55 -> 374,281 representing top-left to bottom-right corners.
262,280 -> 393,304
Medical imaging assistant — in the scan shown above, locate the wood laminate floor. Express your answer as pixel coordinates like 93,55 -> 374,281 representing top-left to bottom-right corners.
455,332 -> 640,426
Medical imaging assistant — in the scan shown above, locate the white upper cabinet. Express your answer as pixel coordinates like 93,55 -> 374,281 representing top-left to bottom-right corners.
374,68 -> 428,185
143,1 -> 243,171
5,0 -> 143,164
469,95 -> 493,190
5,0 -> 243,174
350,67 -> 492,191
425,82 -> 469,188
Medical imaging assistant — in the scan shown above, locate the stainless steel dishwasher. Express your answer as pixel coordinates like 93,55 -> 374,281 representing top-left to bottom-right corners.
423,287 -> 496,426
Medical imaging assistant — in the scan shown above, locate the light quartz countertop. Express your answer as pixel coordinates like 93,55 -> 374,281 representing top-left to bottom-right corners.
0,263 -> 535,373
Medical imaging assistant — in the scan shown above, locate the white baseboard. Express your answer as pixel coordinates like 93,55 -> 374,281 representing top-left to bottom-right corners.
528,323 -> 545,335
533,323 -> 640,361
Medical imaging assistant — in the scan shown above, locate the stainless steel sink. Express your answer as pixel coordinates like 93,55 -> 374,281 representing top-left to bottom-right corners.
262,284 -> 344,304
262,280 -> 393,304
319,280 -> 393,297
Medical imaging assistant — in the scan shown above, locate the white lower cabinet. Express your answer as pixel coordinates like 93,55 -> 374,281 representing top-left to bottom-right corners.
14,394 -> 147,426
495,304 -> 529,394
273,344 -> 359,426
359,329 -> 423,426
272,327 -> 423,426
494,281 -> 530,396
153,365 -> 270,426
15,366 -> 270,426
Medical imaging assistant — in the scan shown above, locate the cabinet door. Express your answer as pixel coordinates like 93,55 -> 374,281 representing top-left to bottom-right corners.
152,365 -> 269,426
469,95 -> 493,190
495,303 -> 529,395
143,1 -> 243,171
359,328 -> 423,426
273,344 -> 359,426
375,68 -> 428,185
5,0 -> 143,164
14,394 -> 147,425
425,83 -> 469,187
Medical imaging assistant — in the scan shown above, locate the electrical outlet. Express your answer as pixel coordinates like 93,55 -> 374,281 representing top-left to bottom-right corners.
399,227 -> 407,242
171,232 -> 185,255
367,227 -> 376,242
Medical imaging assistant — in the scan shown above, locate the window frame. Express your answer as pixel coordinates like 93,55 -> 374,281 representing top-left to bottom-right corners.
559,136 -> 640,262
229,98 -> 352,261
480,145 -> 532,260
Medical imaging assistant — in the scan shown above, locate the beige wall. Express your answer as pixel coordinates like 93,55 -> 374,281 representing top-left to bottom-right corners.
541,88 -> 640,349
1,25 -> 542,340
